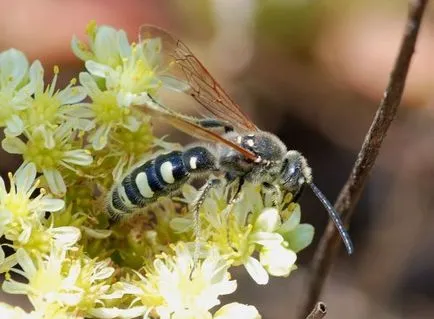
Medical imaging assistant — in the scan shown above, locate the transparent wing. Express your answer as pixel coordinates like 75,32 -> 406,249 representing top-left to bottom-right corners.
139,25 -> 258,133
139,103 -> 258,162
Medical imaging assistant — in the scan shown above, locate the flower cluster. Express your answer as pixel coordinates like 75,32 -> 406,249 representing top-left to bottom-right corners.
0,22 -> 314,318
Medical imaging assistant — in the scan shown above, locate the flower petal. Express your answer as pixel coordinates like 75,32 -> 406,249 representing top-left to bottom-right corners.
27,60 -> 44,93
88,306 -> 148,319
79,72 -> 101,98
71,35 -> 94,61
116,91 -> 135,108
62,150 -> 93,166
244,256 -> 268,285
56,86 -> 87,104
93,266 -> 114,281
82,227 -> 112,239
181,184 -> 198,203
260,245 -> 296,277
17,222 -> 32,243
15,162 -> 36,194
250,231 -> 283,247
279,205 -> 301,233
4,115 -> 24,137
123,115 -> 140,132
91,124 -> 110,150
117,30 -> 131,58
214,303 -> 261,319
254,208 -> 280,232
35,126 -> 55,149
16,248 -> 36,278
0,49 -> 29,88
169,217 -> 193,233
52,226 -> 81,247
1,136 -> 26,154
30,197 -> 64,213
160,75 -> 191,92
85,60 -> 112,78
93,26 -> 121,66
284,224 -> 314,253
2,279 -> 30,295
43,168 -> 66,195
62,103 -> 95,118
55,292 -> 83,306
0,251 -> 18,273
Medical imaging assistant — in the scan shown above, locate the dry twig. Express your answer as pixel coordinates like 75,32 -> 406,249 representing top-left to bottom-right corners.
306,302 -> 327,319
299,0 -> 429,317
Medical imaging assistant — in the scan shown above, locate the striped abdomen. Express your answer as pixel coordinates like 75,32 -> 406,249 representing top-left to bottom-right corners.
107,146 -> 216,219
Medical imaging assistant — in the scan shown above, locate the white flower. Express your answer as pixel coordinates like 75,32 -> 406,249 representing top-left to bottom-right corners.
3,247 -> 116,317
175,182 -> 309,285
259,244 -> 296,277
78,72 -> 141,150
73,22 -> 179,108
0,162 -> 64,242
128,243 -> 236,319
277,204 -> 314,253
47,225 -> 81,249
88,306 -> 148,319
0,49 -> 36,136
0,246 -> 18,273
252,208 -> 297,279
214,303 -> 261,319
21,62 -> 90,131
0,303 -> 30,319
0,302 -> 76,319
154,244 -> 236,318
2,247 -> 77,308
2,124 -> 93,195
72,22 -> 130,68
84,39 -> 162,107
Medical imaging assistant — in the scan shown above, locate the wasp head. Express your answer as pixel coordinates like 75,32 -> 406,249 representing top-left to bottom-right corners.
279,150 -> 312,195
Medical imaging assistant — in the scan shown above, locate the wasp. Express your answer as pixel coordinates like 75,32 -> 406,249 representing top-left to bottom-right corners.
107,26 -> 354,255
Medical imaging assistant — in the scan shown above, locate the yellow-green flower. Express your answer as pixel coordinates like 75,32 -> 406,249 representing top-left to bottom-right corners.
0,162 -> 64,241
214,303 -> 261,319
2,125 -> 93,195
21,62 -> 90,131
0,302 -> 33,319
0,49 -> 36,136
72,22 -> 179,108
125,243 -> 236,319
3,248 -> 78,311
0,302 -> 77,319
172,182 -> 313,285
3,247 -> 117,318
78,71 -> 141,150
71,21 -> 130,68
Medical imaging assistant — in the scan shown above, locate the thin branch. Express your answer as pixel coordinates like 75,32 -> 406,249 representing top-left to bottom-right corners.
299,0 -> 429,317
306,302 -> 327,319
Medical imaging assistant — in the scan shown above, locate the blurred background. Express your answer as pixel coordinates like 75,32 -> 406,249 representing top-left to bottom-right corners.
1,0 -> 434,318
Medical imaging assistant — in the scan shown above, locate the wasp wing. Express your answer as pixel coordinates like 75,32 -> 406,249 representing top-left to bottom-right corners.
139,104 -> 258,161
139,25 -> 258,133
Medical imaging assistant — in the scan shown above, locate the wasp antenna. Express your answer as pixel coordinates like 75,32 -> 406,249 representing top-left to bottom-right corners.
308,182 -> 354,255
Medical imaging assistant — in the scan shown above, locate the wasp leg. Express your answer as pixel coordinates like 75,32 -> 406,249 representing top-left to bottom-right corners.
228,177 -> 245,205
262,182 -> 283,207
190,178 -> 222,278
218,177 -> 246,251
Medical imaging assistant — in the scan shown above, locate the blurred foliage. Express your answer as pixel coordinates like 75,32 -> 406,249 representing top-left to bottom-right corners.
255,0 -> 323,61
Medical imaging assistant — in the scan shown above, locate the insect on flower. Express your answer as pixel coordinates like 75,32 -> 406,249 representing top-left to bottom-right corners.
107,25 -> 354,255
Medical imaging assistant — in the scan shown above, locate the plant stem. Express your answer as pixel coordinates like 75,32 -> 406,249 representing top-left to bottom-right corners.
299,0 -> 429,317
306,302 -> 327,319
